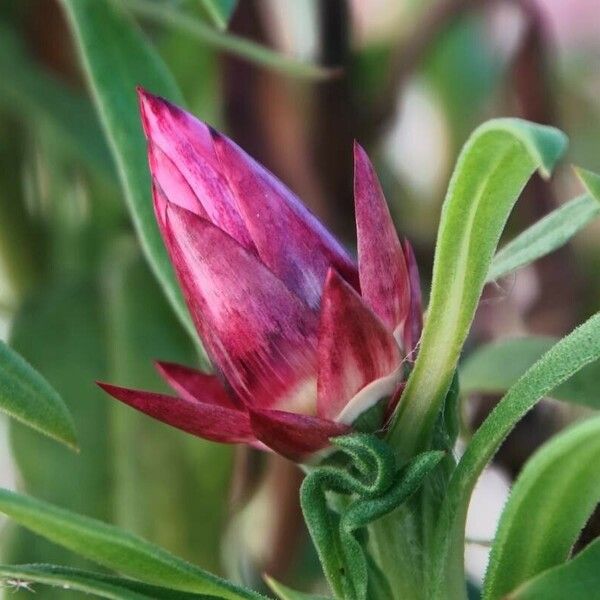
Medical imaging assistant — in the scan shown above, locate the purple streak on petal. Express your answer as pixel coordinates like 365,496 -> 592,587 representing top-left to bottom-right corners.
137,88 -> 254,250
211,131 -> 359,307
317,270 -> 402,420
401,239 -> 423,355
248,407 -> 350,461
154,361 -> 239,409
164,203 -> 319,412
354,142 -> 410,332
97,382 -> 255,443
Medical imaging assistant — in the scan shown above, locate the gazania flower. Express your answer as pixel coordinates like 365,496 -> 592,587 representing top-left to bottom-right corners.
99,89 -> 422,461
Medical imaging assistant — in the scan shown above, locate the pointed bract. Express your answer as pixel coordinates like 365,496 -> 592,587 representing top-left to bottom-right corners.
97,382 -> 255,443
165,203 -> 319,412
155,361 -> 239,408
317,270 -> 402,421
402,239 -> 423,355
212,131 -> 359,307
354,142 -> 410,334
137,88 -> 254,250
248,407 -> 350,461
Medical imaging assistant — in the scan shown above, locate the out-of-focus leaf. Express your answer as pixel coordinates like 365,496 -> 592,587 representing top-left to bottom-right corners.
6,280 -> 111,596
0,488 -> 265,600
104,240 -> 232,572
487,193 -> 600,282
0,565 -> 221,599
264,576 -> 329,600
0,23 -> 113,176
506,538 -> 600,600
199,0 -> 237,30
0,339 -> 76,449
429,312 -> 600,599
461,337 -> 600,408
123,0 -> 334,80
483,416 -> 600,599
387,119 -> 568,458
578,166 -> 600,200
60,0 -> 201,349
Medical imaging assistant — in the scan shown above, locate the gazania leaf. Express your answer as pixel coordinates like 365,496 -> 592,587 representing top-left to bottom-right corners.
199,0 -> 237,30
506,537 -> 600,600
482,416 -> 600,599
460,337 -> 600,408
123,0 -> 334,80
0,564 -> 217,599
428,312 -> 600,599
0,489 -> 264,599
59,0 -> 202,353
387,118 -> 568,458
264,576 -> 329,600
486,191 -> 600,282
0,340 -> 77,450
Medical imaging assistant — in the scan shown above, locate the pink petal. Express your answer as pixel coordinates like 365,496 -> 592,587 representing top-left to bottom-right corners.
137,88 -> 254,250
154,361 -> 239,409
148,143 -> 207,219
354,142 -> 410,333
248,407 -> 350,461
165,203 -> 319,413
317,269 -> 402,422
211,131 -> 359,307
97,382 -> 256,444
402,239 -> 423,355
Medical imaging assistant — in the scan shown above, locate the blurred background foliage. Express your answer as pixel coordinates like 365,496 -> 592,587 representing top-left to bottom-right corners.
0,0 -> 598,597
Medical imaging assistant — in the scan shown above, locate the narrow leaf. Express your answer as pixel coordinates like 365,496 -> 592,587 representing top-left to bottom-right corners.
483,416 -> 600,599
264,576 -> 329,600
123,0 -> 334,80
200,0 -> 237,30
0,340 -> 77,449
487,192 -> 600,282
507,538 -> 600,600
428,312 -> 600,599
60,0 -> 200,347
461,337 -> 600,408
0,488 -> 264,599
577,167 -> 600,201
388,119 -> 568,458
0,564 -> 218,599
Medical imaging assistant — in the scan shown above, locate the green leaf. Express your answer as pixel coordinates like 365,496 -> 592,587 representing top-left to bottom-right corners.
461,337 -> 600,408
0,564 -> 219,599
200,0 -> 237,30
428,312 -> 600,599
483,416 -> 600,599
0,488 -> 264,600
59,0 -> 201,350
487,192 -> 600,282
507,537 -> 600,600
577,167 -> 600,201
387,119 -> 568,458
265,576 -> 329,600
123,0 -> 334,80
0,339 -> 76,450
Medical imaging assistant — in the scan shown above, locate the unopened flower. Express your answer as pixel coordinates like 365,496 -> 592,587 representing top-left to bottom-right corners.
99,89 -> 422,461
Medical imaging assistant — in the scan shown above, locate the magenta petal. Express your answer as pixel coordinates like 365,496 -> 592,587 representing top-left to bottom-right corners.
317,269 -> 402,422
97,382 -> 255,443
354,142 -> 410,333
154,361 -> 239,409
212,131 -> 359,307
401,239 -> 423,354
137,88 -> 254,250
165,203 -> 319,412
248,407 -> 350,461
